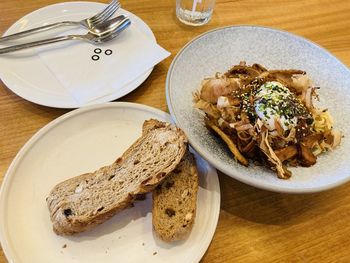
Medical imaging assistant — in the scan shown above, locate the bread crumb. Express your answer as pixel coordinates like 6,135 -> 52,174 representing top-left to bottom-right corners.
142,242 -> 145,246
153,252 -> 157,255
62,244 -> 67,249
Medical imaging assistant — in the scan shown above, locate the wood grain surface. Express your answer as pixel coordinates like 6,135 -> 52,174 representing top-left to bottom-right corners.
1,0 -> 350,262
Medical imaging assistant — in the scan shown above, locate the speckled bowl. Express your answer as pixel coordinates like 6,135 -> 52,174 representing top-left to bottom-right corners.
166,25 -> 350,193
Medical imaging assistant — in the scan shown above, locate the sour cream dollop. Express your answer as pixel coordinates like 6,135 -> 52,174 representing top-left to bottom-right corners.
254,81 -> 299,131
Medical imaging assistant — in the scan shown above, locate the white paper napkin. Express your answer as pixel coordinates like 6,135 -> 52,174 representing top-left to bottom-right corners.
36,22 -> 170,104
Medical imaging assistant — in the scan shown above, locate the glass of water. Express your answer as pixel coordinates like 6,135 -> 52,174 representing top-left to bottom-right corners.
176,0 -> 216,26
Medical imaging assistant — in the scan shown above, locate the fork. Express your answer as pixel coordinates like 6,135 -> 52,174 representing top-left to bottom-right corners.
0,16 -> 131,54
0,0 -> 120,43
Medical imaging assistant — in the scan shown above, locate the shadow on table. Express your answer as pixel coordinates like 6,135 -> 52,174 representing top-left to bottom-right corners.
218,171 -> 347,225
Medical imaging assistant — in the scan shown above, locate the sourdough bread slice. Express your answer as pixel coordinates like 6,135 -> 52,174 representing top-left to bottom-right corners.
152,151 -> 199,241
144,119 -> 199,242
46,121 -> 187,235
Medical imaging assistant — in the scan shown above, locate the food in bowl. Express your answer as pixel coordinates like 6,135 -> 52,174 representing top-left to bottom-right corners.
193,61 -> 342,179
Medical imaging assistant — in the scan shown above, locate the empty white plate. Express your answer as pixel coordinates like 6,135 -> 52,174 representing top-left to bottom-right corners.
0,102 -> 220,263
0,2 -> 156,108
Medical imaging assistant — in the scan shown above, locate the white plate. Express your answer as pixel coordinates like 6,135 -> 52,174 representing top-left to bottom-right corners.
0,2 -> 155,108
0,102 -> 220,263
166,25 -> 350,193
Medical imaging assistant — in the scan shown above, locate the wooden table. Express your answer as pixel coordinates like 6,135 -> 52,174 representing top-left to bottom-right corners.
1,0 -> 350,262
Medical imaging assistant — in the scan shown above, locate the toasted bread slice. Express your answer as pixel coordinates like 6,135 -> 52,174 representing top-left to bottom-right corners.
46,121 -> 187,235
143,119 -> 199,242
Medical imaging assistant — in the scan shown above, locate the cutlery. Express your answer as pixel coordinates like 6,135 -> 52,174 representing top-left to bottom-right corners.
0,0 -> 120,43
0,15 -> 131,54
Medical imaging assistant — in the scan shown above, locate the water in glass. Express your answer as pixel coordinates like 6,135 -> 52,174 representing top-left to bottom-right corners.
176,0 -> 215,26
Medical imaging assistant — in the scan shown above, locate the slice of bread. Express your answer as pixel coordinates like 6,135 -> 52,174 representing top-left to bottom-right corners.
152,151 -> 199,242
46,121 -> 187,235
143,119 -> 199,242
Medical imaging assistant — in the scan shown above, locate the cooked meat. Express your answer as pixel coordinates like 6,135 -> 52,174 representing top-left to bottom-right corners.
298,134 -> 323,166
206,119 -> 249,166
264,70 -> 306,93
251,63 -> 268,73
194,99 -> 221,119
240,140 -> 256,153
226,64 -> 261,78
299,144 -> 317,167
301,133 -> 323,148
200,77 -> 240,103
226,95 -> 242,106
275,145 -> 298,162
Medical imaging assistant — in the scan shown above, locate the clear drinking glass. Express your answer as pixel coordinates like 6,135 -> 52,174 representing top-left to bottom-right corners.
176,0 -> 216,26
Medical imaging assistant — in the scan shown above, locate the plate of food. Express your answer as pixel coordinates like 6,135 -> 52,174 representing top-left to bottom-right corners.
0,102 -> 220,263
166,25 -> 350,193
